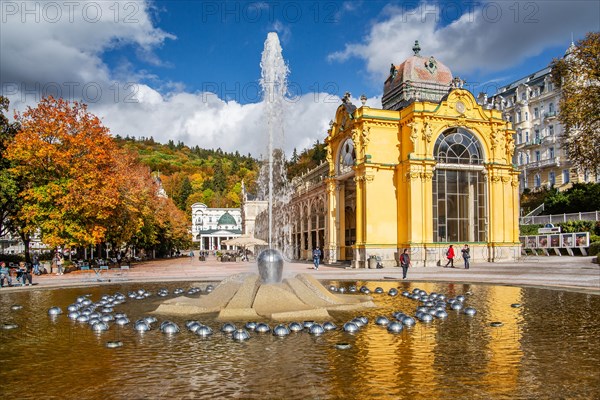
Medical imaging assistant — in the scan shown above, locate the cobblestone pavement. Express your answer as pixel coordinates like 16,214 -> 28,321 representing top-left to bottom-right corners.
2,255 -> 598,294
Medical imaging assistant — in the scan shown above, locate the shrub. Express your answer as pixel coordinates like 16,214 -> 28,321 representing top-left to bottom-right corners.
589,242 -> 600,256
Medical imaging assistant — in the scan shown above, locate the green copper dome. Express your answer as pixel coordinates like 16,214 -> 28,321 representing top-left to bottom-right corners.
217,212 -> 237,226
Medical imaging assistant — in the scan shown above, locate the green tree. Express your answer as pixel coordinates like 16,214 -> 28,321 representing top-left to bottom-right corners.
551,32 -> 600,173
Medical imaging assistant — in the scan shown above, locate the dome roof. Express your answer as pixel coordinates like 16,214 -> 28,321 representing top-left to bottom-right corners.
217,212 -> 237,226
382,41 -> 453,111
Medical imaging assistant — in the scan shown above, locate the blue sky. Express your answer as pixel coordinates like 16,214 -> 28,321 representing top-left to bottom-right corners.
1,0 -> 598,156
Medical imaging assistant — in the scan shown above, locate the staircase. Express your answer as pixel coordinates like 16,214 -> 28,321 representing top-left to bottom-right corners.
520,203 -> 545,225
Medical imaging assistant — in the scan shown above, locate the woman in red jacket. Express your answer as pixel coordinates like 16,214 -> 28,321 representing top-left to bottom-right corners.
444,245 -> 455,268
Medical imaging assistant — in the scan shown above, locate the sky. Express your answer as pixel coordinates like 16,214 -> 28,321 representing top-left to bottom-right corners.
1,0 -> 598,157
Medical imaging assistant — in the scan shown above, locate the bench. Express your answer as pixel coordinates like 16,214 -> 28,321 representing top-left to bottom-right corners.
80,265 -> 90,271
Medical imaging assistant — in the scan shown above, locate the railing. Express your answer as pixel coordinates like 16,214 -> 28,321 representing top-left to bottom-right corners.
520,211 -> 600,225
526,157 -> 560,169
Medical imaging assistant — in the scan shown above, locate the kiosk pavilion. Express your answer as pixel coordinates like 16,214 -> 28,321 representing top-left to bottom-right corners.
253,42 -> 520,267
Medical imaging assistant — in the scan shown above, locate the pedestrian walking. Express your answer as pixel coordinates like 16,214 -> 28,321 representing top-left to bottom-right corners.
461,244 -> 470,269
444,245 -> 455,268
399,248 -> 411,279
56,252 -> 64,275
32,253 -> 40,275
312,247 -> 322,270
189,250 -> 195,263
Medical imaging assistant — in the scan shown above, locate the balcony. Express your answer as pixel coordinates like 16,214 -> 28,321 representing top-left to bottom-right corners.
545,111 -> 557,119
526,157 -> 560,169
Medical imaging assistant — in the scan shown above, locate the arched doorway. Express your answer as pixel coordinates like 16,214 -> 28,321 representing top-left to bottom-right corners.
432,128 -> 487,243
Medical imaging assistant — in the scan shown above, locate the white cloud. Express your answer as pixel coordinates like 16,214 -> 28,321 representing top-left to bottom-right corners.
328,1 -> 600,82
0,0 -> 367,158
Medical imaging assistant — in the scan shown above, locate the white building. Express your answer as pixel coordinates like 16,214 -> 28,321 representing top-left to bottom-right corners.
487,43 -> 598,193
191,203 -> 242,251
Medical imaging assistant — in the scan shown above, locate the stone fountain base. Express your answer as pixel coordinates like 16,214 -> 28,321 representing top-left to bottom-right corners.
153,273 -> 376,321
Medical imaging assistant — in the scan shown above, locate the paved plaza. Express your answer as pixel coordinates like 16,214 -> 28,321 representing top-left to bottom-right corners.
2,255 -> 598,294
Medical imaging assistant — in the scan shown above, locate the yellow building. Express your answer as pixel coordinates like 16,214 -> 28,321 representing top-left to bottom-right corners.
254,42 -> 520,267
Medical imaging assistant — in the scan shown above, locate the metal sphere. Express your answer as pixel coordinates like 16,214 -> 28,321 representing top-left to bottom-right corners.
435,310 -> 448,319
351,318 -> 365,328
101,314 -> 114,322
357,316 -> 368,325
329,285 -> 338,292
309,324 -> 325,336
323,322 -> 337,331
91,321 -> 109,332
388,288 -> 398,297
88,318 -> 102,326
303,321 -> 315,329
273,324 -> 291,337
89,312 -> 101,319
335,342 -> 351,350
187,322 -> 202,333
161,322 -> 180,334
48,307 -> 62,316
255,323 -> 271,334
338,287 -> 346,294
232,329 -> 250,341
374,287 -> 384,294
375,316 -> 390,326
420,313 -> 434,323
134,320 -> 151,332
490,321 -> 504,327
402,291 -> 411,297
244,321 -> 258,331
220,322 -> 236,333
68,311 -> 80,320
115,313 -> 127,319
76,296 -> 86,303
348,286 -> 357,293
196,325 -> 213,337
451,302 -> 463,311
115,317 -> 130,326
288,322 -> 303,332
257,248 -> 284,284
3,323 -> 19,330
393,312 -> 406,321
417,306 -> 429,314
360,286 -> 369,293
387,321 -> 404,333
105,341 -> 123,349
66,304 -> 79,312
144,316 -> 158,325
427,308 -> 437,316
402,316 -> 416,326
511,303 -> 522,308
76,315 -> 90,323
343,322 -> 359,333
412,288 -> 421,294
424,301 -> 434,307
456,295 -> 465,303
205,285 -> 214,293
463,307 -> 477,316
415,311 -> 424,320
411,294 -> 420,300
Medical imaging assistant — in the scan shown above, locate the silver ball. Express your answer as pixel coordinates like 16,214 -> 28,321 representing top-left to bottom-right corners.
375,316 -> 390,326
134,320 -> 151,332
417,306 -> 429,314
374,287 -> 384,294
490,321 -> 504,327
245,322 -> 258,331
196,325 -> 213,337
456,295 -> 465,302
68,311 -> 80,320
48,307 -> 62,316
435,310 -> 448,319
338,287 -> 346,294
343,322 -> 359,333
329,285 -> 338,292
402,291 -> 411,297
351,318 -> 365,328
232,329 -> 250,341
144,316 -> 158,325
348,286 -> 357,293
309,323 -> 325,336
388,288 -> 398,297
273,324 -> 291,337
393,312 -> 406,320
323,322 -> 337,331
2,323 -> 19,330
76,315 -> 90,323
451,302 -> 463,311
105,341 -> 123,348
66,304 -> 79,312
463,307 -> 477,316
187,322 -> 202,333
357,316 -> 368,325
220,323 -> 237,334
76,296 -> 86,303
402,316 -> 416,326
115,313 -> 127,319
303,321 -> 315,329
257,248 -> 284,284
88,318 -> 101,326
161,322 -> 180,334
255,323 -> 271,333
101,314 -> 114,322
387,321 -> 403,333
205,285 -> 214,293
511,303 -> 522,308
288,322 -> 303,332
420,313 -> 434,323
115,317 -> 130,326
91,321 -> 109,332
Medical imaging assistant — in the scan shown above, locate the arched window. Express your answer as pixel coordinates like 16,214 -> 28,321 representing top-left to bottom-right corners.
337,138 -> 355,175
433,128 -> 487,243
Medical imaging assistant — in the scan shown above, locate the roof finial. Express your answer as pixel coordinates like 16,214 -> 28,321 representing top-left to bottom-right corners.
412,40 -> 421,56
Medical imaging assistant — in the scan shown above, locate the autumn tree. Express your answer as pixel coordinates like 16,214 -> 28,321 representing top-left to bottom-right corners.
0,97 -> 19,235
7,97 -> 123,250
551,32 -> 600,173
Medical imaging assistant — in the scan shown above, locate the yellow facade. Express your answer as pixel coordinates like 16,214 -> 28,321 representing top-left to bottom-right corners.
325,89 -> 520,267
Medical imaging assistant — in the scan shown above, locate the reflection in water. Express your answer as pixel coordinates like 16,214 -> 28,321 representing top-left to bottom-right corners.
1,282 -> 599,399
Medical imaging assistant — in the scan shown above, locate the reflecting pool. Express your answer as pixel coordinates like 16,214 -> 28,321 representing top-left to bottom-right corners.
1,281 -> 599,399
